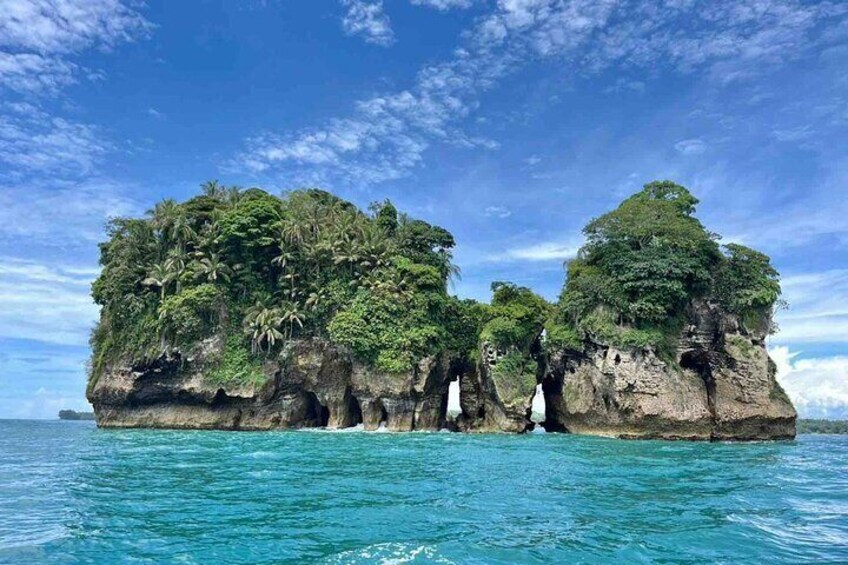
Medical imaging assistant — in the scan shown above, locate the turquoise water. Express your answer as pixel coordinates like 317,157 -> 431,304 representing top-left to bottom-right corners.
1,420 -> 847,564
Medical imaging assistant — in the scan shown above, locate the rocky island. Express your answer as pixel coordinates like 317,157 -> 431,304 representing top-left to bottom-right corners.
87,181 -> 795,439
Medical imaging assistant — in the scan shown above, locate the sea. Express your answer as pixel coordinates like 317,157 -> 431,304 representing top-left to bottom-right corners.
1,419 -> 846,564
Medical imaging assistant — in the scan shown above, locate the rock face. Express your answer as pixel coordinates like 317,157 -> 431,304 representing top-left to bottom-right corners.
542,300 -> 796,440
88,338 -> 455,432
89,300 -> 796,439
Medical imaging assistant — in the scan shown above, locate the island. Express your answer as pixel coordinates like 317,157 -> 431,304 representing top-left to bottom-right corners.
86,180 -> 796,439
797,419 -> 848,434
58,410 -> 96,421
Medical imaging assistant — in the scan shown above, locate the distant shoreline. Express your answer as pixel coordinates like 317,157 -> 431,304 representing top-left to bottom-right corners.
58,410 -> 95,421
796,419 -> 848,434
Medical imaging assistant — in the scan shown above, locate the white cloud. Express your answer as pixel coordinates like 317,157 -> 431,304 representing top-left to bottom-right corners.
491,239 -> 582,262
771,346 -> 848,420
410,0 -> 475,10
341,0 -> 395,46
0,257 -> 100,346
772,269 -> 848,344
0,179 -> 140,246
483,205 -> 511,218
0,103 -> 111,176
239,0 -> 845,188
0,52 -> 77,94
674,138 -> 707,155
0,0 -> 151,94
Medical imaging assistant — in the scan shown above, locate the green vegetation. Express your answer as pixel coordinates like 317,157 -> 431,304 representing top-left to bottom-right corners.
89,179 -> 783,389
555,181 -> 783,353
90,182 -> 473,383
206,334 -> 266,387
58,410 -> 95,421
476,282 -> 549,400
797,419 -> 848,434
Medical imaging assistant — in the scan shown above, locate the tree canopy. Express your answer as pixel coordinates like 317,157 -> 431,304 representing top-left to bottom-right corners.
90,183 -> 472,382
556,181 -> 783,350
89,179 -> 783,388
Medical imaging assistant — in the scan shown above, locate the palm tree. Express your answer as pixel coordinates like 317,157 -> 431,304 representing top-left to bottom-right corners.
333,239 -> 362,275
272,246 -> 296,270
244,307 -> 284,354
165,247 -> 188,293
279,301 -> 305,339
170,211 -> 196,247
148,199 -> 180,240
142,262 -> 173,300
279,216 -> 310,247
198,252 -> 232,283
201,179 -> 224,199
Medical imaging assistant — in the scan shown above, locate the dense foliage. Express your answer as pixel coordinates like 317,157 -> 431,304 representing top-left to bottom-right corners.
89,179 -> 784,389
90,182 -> 474,383
556,181 -> 783,351
796,419 -> 848,434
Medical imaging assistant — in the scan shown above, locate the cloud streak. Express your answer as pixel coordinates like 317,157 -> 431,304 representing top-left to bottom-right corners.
772,346 -> 848,419
238,0 -> 846,188
341,0 -> 395,46
0,257 -> 100,346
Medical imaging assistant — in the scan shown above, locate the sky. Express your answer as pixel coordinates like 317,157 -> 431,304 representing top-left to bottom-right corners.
0,0 -> 847,420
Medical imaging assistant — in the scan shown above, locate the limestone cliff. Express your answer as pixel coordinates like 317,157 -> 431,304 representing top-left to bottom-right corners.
88,302 -> 795,439
89,338 -> 454,432
542,300 -> 796,440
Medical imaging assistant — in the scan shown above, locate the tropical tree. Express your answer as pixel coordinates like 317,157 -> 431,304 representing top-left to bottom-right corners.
197,252 -> 232,283
244,307 -> 284,354
142,262 -> 173,300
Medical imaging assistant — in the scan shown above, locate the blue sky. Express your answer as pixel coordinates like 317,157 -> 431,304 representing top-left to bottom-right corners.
1,0 -> 847,419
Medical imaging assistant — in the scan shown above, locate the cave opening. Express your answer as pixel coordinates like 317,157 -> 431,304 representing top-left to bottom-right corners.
304,392 -> 330,427
541,376 -> 567,433
345,391 -> 363,428
681,351 -> 716,419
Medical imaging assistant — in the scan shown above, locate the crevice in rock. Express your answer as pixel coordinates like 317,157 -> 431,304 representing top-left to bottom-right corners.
541,375 -> 567,432
681,350 -> 716,420
345,390 -> 363,427
304,391 -> 330,427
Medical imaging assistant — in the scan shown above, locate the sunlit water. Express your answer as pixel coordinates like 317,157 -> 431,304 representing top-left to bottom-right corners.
1,420 -> 847,564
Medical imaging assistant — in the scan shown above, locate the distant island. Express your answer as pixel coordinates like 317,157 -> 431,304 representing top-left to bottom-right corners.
797,419 -> 848,434
86,180 -> 795,439
58,410 -> 96,421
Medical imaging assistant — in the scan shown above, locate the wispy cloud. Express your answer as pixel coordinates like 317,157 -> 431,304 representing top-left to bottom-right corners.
674,139 -> 706,155
340,0 -> 395,46
238,0 -> 846,188
773,269 -> 848,344
0,179 -> 140,246
0,0 -> 151,95
0,103 -> 110,177
488,239 -> 582,263
0,257 -> 100,346
771,346 -> 848,419
483,205 -> 511,218
410,0 -> 475,10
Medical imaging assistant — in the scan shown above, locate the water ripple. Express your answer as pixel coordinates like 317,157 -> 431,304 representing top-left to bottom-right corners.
0,421 -> 847,564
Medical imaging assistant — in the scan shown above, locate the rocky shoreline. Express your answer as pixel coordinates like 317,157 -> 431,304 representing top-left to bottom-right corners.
88,299 -> 796,440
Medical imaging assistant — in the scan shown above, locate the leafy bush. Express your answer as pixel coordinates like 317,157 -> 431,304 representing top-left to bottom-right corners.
490,351 -> 538,403
157,284 -> 221,345
88,182 -> 464,384
556,181 -> 782,354
543,323 -> 582,352
206,334 -> 266,386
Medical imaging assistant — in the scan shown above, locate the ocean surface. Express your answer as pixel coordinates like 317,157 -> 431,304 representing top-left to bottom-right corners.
1,420 -> 847,564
